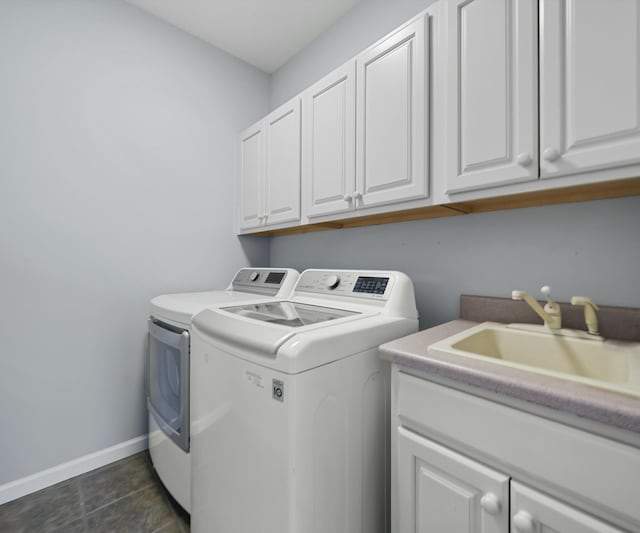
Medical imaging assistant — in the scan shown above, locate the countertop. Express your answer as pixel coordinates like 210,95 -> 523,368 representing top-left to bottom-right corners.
380,319 -> 640,440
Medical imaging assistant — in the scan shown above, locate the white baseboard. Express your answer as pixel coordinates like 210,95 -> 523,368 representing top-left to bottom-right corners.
0,435 -> 149,506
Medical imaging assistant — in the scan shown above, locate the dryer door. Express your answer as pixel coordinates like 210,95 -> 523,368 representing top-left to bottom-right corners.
148,319 -> 190,452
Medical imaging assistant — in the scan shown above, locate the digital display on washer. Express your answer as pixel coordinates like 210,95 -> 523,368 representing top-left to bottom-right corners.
265,272 -> 285,284
353,276 -> 389,295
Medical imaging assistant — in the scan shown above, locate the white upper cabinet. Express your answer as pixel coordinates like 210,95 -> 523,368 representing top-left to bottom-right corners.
540,0 -> 640,178
238,122 -> 264,231
445,0 -> 538,194
238,98 -> 301,232
264,98 -> 301,226
302,61 -> 356,219
356,16 -> 429,209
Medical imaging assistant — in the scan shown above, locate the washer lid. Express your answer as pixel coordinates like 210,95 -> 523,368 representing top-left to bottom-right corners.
192,304 -> 371,357
222,301 -> 358,328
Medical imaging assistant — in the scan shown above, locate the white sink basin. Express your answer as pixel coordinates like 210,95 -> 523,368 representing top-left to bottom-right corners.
430,322 -> 640,397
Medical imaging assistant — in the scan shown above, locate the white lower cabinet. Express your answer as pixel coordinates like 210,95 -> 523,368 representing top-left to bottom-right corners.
392,368 -> 640,533
397,426 -> 509,533
395,424 -> 629,533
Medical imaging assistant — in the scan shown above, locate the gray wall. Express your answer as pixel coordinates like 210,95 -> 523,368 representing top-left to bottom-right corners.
270,198 -> 640,329
268,0 -> 640,328
270,0 -> 434,108
0,0 -> 269,485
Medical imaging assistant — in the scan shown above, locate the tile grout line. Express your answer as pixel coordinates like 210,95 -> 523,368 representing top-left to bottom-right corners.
75,476 -> 89,533
82,481 -> 155,518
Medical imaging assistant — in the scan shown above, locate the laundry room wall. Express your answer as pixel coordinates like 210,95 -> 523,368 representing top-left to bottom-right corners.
0,0 -> 270,493
270,0 -> 435,108
268,0 -> 640,327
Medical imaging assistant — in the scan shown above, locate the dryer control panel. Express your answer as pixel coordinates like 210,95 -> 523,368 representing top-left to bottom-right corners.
230,268 -> 298,296
295,270 -> 394,300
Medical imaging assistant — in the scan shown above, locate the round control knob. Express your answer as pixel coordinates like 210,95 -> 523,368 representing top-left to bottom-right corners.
249,271 -> 260,282
480,493 -> 501,515
513,510 -> 535,532
325,274 -> 341,290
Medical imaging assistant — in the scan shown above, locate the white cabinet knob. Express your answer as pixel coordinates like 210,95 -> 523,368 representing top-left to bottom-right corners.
343,193 -> 353,202
542,147 -> 561,162
480,493 -> 501,515
516,153 -> 533,167
513,510 -> 535,532
353,191 -> 363,200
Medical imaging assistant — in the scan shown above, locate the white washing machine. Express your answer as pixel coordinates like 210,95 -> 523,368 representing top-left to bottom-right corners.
147,267 -> 299,512
190,269 -> 418,533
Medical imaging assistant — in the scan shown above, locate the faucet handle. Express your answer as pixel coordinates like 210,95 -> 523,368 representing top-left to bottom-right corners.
571,296 -> 600,336
540,286 -> 560,315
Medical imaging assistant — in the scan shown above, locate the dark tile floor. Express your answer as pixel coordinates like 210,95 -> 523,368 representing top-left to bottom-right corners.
0,452 -> 190,533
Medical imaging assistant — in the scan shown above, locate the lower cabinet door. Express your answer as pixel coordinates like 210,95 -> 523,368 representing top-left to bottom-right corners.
511,481 -> 625,533
395,426 -> 509,533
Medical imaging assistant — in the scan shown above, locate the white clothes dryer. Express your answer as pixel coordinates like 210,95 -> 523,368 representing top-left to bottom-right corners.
147,267 -> 299,512
190,269 -> 418,533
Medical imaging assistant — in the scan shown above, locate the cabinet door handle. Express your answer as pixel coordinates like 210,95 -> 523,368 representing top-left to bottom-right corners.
516,153 -> 533,167
343,194 -> 353,202
353,191 -> 363,200
542,147 -> 561,162
513,510 -> 535,532
480,492 -> 501,515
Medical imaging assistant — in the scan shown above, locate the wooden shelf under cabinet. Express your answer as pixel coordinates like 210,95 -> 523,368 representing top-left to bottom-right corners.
247,177 -> 640,237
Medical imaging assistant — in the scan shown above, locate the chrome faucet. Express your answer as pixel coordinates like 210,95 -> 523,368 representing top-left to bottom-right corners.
571,296 -> 600,336
512,285 -> 562,331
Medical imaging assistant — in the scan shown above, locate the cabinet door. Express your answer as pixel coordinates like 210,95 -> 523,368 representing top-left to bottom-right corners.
356,16 -> 429,209
540,0 -> 640,178
446,0 -> 538,193
238,121 -> 264,230
396,426 -> 509,533
302,61 -> 356,219
264,98 -> 301,227
511,481 -> 625,533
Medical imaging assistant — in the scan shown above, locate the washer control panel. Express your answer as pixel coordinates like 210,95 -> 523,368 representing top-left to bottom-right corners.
295,270 -> 393,300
